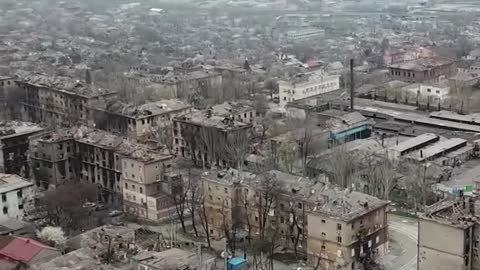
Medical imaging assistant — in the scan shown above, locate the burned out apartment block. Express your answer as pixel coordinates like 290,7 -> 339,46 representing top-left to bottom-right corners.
173,109 -> 253,168
0,121 -> 44,178
17,73 -> 117,127
0,76 -> 21,120
92,99 -> 192,142
29,129 -> 76,189
126,64 -> 223,103
29,127 -> 176,208
210,101 -> 257,125
200,168 -> 389,270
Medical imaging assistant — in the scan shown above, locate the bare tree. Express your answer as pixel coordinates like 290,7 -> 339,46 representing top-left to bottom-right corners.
257,116 -> 273,145
323,146 -> 356,188
361,150 -> 399,201
401,162 -> 433,211
171,178 -> 189,234
285,199 -> 305,258
199,127 -> 220,169
276,143 -> 296,174
151,125 -> 175,155
219,129 -> 250,170
255,172 -> 282,241
221,198 -> 240,255
186,169 -> 200,237
250,225 -> 281,270
254,95 -> 269,117
35,182 -> 97,233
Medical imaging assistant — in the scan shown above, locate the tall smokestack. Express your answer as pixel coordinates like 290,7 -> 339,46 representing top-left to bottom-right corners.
350,59 -> 354,112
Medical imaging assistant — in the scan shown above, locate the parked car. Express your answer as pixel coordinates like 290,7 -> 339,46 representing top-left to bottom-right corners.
108,210 -> 123,217
82,202 -> 96,208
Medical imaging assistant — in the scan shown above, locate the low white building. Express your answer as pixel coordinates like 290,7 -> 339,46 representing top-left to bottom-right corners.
278,72 -> 340,106
0,174 -> 34,220
402,82 -> 450,102
283,28 -> 325,42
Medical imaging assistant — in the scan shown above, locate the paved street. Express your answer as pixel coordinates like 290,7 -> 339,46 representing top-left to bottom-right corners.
384,214 -> 418,270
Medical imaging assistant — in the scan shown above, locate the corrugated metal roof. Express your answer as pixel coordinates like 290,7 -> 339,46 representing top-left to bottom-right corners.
0,237 -> 53,263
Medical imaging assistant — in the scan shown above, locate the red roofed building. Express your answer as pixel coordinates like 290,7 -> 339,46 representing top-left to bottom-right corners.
0,236 -> 60,269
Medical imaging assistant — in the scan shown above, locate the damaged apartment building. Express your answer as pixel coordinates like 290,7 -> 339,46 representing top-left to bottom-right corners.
126,64 -> 223,104
121,148 -> 178,222
200,168 -> 389,270
418,195 -> 480,270
92,99 -> 192,142
29,127 -> 177,210
16,73 -> 117,127
0,121 -> 44,178
0,75 -> 21,120
173,108 -> 253,168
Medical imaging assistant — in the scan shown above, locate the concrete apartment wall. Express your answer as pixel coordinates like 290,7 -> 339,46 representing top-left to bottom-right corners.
418,218 -> 470,270
0,183 -> 33,220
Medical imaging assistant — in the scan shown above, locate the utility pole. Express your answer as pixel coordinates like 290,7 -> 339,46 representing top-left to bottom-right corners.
224,241 -> 228,270
198,244 -> 203,270
350,58 -> 355,112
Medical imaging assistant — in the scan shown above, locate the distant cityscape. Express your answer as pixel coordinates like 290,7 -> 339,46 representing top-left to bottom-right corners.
0,0 -> 480,270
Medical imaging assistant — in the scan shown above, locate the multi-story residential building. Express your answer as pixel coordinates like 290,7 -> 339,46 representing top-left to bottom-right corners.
92,99 -> 192,142
211,101 -> 256,125
418,196 -> 480,270
30,127 -> 172,205
0,121 -> 44,178
29,129 -> 76,189
17,73 -> 117,127
126,66 -> 223,103
389,57 -> 456,83
121,149 -> 178,222
75,130 -> 126,203
199,168 -> 389,270
173,110 -> 252,168
0,75 -> 20,120
278,71 -> 340,106
0,174 -> 34,220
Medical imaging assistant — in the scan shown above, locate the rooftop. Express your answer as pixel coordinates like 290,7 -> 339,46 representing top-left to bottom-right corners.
75,130 -> 172,163
0,121 -> 43,139
390,133 -> 440,154
18,73 -> 116,98
102,99 -> 191,119
389,57 -> 455,71
0,174 -> 33,195
211,101 -> 255,117
0,236 -> 58,264
430,110 -> 480,126
449,72 -> 480,82
281,70 -> 339,85
67,225 -> 136,251
135,248 -> 215,270
422,198 -> 477,229
37,128 -> 172,163
407,138 -> 467,162
177,110 -> 251,130
32,248 -> 120,270
128,68 -> 220,85
203,168 -> 387,222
